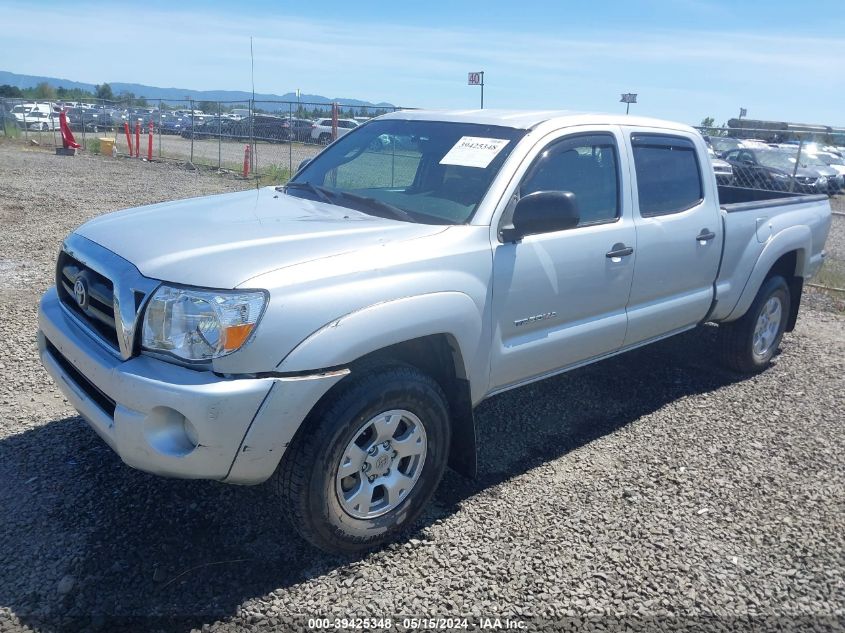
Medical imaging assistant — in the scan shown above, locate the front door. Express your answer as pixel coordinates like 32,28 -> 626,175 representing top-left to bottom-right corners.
490,129 -> 636,391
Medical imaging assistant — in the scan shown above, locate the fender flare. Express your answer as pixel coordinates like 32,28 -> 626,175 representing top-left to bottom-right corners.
278,291 -> 484,379
725,224 -> 810,321
278,292 -> 485,479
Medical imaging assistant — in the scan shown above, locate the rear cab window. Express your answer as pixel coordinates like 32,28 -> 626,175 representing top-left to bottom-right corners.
631,134 -> 704,217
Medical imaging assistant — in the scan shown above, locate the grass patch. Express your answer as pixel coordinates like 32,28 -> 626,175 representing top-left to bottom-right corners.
85,138 -> 101,154
815,259 -> 845,292
3,122 -> 20,139
257,163 -> 291,186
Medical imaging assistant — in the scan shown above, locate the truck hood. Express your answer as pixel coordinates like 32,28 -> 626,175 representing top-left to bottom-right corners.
76,186 -> 448,288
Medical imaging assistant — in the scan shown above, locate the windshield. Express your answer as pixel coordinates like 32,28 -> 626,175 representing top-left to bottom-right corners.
288,119 -> 527,224
757,151 -> 794,171
710,137 -> 742,154
797,154 -> 829,168
815,153 -> 845,167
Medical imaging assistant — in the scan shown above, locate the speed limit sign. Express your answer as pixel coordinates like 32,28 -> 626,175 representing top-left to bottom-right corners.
467,72 -> 482,85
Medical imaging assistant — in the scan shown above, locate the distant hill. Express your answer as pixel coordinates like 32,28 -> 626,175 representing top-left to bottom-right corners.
0,70 -> 395,108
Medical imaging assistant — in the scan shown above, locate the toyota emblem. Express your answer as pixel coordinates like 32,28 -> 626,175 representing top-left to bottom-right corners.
73,277 -> 88,309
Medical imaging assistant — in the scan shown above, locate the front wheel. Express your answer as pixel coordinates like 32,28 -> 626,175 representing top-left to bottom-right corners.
274,363 -> 450,554
718,275 -> 791,374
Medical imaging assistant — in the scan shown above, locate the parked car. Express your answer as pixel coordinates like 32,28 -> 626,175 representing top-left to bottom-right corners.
20,110 -> 60,131
810,152 -> 845,192
38,110 -> 831,553
221,115 -> 290,143
708,136 -> 745,155
65,107 -> 99,131
83,111 -> 121,132
310,117 -> 359,144
797,153 -> 843,193
721,147 -> 828,193
160,117 -> 187,135
250,115 -> 289,143
708,148 -> 734,185
10,102 -> 56,128
181,117 -> 238,140
284,117 -> 314,143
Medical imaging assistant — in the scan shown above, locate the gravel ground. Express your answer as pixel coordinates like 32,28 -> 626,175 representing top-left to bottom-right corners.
0,143 -> 843,633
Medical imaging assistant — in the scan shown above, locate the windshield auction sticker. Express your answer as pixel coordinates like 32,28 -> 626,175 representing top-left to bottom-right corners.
439,137 -> 510,168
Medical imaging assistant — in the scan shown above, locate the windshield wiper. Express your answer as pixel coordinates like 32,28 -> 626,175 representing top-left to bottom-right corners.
280,182 -> 416,223
331,191 -> 416,223
280,181 -> 335,206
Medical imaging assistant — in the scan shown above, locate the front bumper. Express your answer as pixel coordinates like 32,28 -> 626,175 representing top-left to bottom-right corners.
38,286 -> 346,484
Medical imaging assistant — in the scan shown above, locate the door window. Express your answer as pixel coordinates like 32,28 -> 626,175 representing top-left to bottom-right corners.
631,134 -> 703,217
519,134 -> 620,226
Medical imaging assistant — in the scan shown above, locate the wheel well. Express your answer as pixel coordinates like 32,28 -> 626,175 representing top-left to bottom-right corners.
766,250 -> 803,332
766,250 -> 797,282
349,335 -> 477,479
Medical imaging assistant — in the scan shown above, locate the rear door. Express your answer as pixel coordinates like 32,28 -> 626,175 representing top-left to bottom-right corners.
621,129 -> 723,347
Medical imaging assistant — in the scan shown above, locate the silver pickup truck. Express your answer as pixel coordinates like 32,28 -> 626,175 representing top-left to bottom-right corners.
38,110 -> 831,553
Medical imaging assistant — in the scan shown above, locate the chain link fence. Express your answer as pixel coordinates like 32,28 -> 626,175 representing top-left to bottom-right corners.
694,124 -> 845,195
0,96 -> 405,181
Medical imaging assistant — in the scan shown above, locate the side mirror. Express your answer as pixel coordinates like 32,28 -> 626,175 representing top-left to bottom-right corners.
297,158 -> 311,173
500,191 -> 580,242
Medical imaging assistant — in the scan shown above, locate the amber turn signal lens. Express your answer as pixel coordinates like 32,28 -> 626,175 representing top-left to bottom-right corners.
222,323 -> 255,351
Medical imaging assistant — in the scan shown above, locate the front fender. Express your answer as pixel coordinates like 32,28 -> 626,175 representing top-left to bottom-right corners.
725,224 -> 811,321
277,291 -> 486,389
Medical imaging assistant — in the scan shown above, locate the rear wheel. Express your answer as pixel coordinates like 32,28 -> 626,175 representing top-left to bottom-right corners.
274,362 -> 450,554
319,132 -> 331,145
718,275 -> 791,374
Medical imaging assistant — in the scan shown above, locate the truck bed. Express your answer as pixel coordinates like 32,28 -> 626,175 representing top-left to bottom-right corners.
710,185 -> 831,324
718,185 -> 828,211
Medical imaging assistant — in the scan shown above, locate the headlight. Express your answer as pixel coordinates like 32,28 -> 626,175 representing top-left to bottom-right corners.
141,286 -> 267,361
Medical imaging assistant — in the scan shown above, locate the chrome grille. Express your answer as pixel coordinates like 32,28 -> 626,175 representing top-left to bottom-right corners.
56,251 -> 119,349
55,234 -> 160,359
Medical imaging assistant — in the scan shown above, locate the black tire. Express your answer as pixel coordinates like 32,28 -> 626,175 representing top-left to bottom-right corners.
718,275 -> 791,374
274,362 -> 451,554
319,133 -> 331,145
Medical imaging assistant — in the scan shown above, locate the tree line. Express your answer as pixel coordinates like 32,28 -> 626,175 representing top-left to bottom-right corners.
1,82 -> 390,120
0,82 -> 148,106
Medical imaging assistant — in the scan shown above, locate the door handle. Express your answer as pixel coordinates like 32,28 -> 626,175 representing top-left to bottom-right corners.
696,229 -> 716,242
606,244 -> 634,258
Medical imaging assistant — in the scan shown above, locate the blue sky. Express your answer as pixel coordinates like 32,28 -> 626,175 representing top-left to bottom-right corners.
2,0 -> 844,125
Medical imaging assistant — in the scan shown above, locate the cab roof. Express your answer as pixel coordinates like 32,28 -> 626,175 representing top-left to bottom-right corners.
377,108 -> 697,134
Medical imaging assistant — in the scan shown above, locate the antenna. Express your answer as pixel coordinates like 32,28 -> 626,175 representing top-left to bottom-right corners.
250,36 -> 256,184
250,36 -> 256,103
